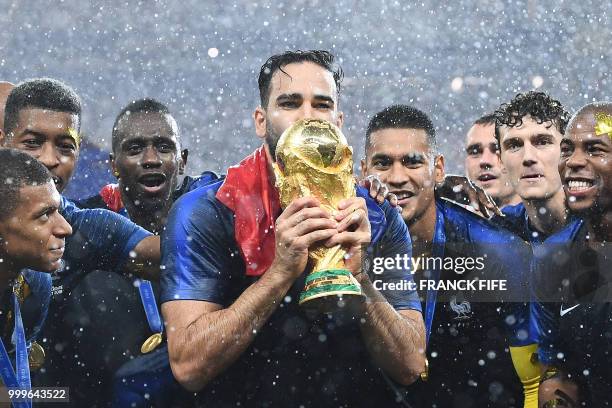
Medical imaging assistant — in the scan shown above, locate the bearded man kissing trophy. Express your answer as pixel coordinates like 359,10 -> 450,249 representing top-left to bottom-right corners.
273,118 -> 366,313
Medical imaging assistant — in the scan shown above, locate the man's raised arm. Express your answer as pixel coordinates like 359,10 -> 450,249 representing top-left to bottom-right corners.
326,196 -> 426,385
162,197 -> 336,391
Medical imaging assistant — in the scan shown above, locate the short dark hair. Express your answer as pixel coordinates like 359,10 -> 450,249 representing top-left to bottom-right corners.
473,113 -> 497,126
0,148 -> 52,220
494,91 -> 570,146
4,78 -> 82,137
366,104 -> 437,154
111,98 -> 172,152
258,50 -> 343,108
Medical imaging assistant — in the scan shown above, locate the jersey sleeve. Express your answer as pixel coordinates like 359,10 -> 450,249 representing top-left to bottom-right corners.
60,196 -> 151,270
368,201 -> 422,312
160,186 -> 238,306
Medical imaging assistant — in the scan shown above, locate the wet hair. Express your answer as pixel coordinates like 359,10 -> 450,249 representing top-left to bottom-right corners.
0,148 -> 52,220
568,101 -> 612,130
258,50 -> 343,108
473,113 -> 497,126
366,104 -> 437,154
494,91 -> 570,146
4,78 -> 81,137
111,98 -> 172,152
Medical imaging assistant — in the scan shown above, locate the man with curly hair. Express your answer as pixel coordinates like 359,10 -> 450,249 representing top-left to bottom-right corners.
492,91 -> 572,407
494,91 -> 571,239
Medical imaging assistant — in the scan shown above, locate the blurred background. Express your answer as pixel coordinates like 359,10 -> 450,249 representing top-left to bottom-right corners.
0,0 -> 609,199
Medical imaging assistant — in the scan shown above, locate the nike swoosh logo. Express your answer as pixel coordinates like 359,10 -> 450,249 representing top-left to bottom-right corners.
560,304 -> 580,316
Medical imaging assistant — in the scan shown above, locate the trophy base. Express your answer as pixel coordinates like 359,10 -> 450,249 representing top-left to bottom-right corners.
299,269 -> 364,314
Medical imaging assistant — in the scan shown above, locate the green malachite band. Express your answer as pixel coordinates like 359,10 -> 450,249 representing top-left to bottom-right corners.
299,269 -> 362,304
305,269 -> 352,281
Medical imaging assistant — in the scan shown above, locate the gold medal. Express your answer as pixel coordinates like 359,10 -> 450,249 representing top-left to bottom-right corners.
28,341 -> 45,371
141,333 -> 163,354
420,358 -> 429,382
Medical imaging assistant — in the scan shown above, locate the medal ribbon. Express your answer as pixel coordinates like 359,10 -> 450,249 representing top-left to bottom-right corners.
138,280 -> 163,335
0,294 -> 32,408
424,208 -> 446,345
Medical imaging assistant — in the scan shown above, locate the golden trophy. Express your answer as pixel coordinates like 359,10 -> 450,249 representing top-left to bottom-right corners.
274,118 -> 364,312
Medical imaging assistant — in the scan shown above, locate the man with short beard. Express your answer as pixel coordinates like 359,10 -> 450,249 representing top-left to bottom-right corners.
534,102 -> 612,407
465,113 -> 521,208
361,104 -> 531,407
161,50 -> 426,406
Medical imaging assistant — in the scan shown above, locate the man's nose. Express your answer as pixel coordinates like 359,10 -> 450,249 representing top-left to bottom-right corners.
479,148 -> 498,170
54,213 -> 73,238
386,163 -> 409,188
38,143 -> 61,169
141,146 -> 162,168
300,104 -> 315,120
566,148 -> 587,170
521,142 -> 538,167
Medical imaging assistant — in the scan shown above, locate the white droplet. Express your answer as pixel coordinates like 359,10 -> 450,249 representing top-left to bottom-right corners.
208,48 -> 219,58
451,77 -> 463,92
532,75 -> 544,88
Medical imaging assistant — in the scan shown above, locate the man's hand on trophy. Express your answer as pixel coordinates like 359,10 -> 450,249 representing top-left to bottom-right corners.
358,175 -> 398,207
272,197 -> 338,280
325,197 -> 372,279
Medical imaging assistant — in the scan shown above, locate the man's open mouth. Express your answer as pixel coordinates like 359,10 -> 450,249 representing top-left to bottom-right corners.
392,190 -> 415,203
138,173 -> 167,193
565,178 -> 595,193
477,173 -> 497,182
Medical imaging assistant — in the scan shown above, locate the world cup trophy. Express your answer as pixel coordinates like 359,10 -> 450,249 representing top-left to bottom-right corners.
274,118 -> 365,312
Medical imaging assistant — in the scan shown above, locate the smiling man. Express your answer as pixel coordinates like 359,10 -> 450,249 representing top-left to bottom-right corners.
0,79 -> 162,401
361,104 -> 531,407
161,50 -> 425,406
108,98 -> 188,232
362,105 -> 443,247
41,98 -> 201,407
534,102 -> 612,406
1,79 -> 159,287
465,114 -> 520,208
0,148 -> 71,287
0,149 -> 72,395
